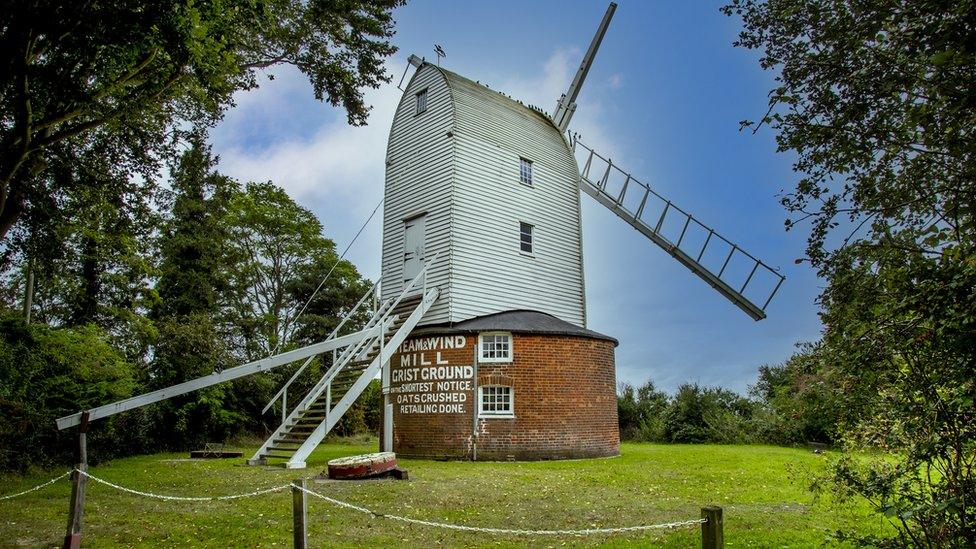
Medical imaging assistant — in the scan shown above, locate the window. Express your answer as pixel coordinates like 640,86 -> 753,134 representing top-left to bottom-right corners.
519,222 -> 533,254
415,89 -> 428,115
479,332 -> 512,362
479,386 -> 514,417
519,157 -> 533,186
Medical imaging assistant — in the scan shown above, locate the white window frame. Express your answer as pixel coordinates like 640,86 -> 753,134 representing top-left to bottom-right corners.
478,385 -> 514,418
478,332 -> 512,363
415,88 -> 428,115
519,157 -> 533,186
519,222 -> 534,255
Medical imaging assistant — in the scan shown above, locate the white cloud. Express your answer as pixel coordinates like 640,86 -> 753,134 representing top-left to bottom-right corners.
211,64 -> 402,211
208,60 -> 409,279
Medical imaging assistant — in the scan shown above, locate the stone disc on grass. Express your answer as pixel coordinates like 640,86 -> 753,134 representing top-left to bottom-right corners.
327,452 -> 397,479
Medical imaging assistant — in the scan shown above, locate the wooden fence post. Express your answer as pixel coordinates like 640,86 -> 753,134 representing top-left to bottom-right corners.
63,412 -> 90,549
292,478 -> 307,549
701,506 -> 723,549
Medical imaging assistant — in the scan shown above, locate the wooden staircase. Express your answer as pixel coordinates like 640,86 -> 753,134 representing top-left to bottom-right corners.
249,258 -> 438,469
257,296 -> 423,462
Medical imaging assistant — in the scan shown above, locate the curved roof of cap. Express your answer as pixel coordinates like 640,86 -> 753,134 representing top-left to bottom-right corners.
424,64 -> 575,153
434,65 -> 557,125
411,309 -> 618,346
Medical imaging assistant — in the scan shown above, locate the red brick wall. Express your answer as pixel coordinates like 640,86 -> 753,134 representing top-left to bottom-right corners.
388,334 -> 476,458
387,331 -> 619,460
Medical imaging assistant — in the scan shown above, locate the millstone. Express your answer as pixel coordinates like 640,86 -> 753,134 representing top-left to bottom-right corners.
327,452 -> 397,479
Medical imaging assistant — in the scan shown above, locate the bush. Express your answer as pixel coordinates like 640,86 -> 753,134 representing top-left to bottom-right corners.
0,313 -> 142,472
749,349 -> 845,446
147,313 -> 247,450
662,384 -> 759,444
330,379 -> 382,438
618,380 -> 762,445
617,380 -> 668,442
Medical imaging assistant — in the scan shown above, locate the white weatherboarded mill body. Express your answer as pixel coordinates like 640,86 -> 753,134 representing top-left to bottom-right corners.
381,64 -> 587,327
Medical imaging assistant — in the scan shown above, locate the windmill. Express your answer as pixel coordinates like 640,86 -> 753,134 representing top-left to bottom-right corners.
56,2 -> 783,468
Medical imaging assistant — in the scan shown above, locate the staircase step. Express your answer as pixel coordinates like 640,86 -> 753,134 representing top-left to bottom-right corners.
334,376 -> 366,385
284,429 -> 317,435
274,437 -> 307,444
260,453 -> 295,459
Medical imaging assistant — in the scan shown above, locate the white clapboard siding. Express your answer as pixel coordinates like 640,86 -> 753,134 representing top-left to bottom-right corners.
381,63 -> 586,327
381,64 -> 455,323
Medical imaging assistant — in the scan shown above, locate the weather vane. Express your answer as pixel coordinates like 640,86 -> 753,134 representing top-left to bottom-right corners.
434,44 -> 446,66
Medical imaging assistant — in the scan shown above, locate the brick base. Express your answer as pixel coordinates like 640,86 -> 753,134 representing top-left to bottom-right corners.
386,331 -> 619,461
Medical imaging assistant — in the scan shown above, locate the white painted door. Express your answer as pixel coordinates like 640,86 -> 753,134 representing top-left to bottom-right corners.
402,214 -> 426,283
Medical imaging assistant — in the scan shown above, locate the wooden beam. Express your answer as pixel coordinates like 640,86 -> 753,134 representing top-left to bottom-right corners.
292,478 -> 307,549
56,328 -> 380,430
701,506 -> 724,549
62,412 -> 89,549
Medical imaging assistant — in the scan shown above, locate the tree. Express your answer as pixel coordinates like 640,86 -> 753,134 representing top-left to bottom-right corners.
0,135 -> 159,362
661,384 -> 757,444
223,181 -> 324,357
724,1 -> 976,545
0,0 -> 405,241
220,180 -> 372,430
287,244 -> 373,346
750,345 -> 870,445
150,138 -> 240,448
617,380 -> 669,442
0,313 -> 140,471
154,138 -> 236,319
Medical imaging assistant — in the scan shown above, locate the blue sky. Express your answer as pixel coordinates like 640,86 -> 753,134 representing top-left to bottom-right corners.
210,0 -> 823,394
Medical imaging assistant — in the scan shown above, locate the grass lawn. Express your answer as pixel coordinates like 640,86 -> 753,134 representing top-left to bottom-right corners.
1,439 -> 888,547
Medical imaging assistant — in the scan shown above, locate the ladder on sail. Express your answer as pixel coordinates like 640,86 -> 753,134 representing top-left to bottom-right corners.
249,257 -> 439,469
572,135 -> 784,320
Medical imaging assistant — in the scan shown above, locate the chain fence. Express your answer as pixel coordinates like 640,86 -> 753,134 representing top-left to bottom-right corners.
79,470 -> 290,501
2,469 -> 707,538
293,482 -> 706,536
0,471 -> 71,500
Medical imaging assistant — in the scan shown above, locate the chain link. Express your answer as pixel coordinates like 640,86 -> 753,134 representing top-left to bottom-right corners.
80,470 -> 290,501
293,484 -> 705,536
0,471 -> 71,500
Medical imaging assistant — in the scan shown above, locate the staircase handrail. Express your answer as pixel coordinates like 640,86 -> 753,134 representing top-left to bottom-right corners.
278,248 -> 439,429
261,281 -> 379,416
283,286 -> 441,468
321,249 -> 440,387
388,250 -> 440,316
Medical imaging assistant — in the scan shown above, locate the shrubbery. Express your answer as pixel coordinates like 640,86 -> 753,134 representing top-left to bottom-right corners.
618,366 -> 837,447
0,313 -> 145,471
0,309 -> 384,473
0,141 -> 378,473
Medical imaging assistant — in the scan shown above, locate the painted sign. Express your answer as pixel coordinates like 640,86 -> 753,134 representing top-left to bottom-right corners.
392,336 -> 473,414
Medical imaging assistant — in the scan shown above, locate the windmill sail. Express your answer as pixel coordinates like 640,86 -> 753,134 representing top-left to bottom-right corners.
572,136 -> 784,320
552,2 -> 616,132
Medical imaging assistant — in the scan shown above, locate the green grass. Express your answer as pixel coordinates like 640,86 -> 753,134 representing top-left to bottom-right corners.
1,440 -> 888,547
